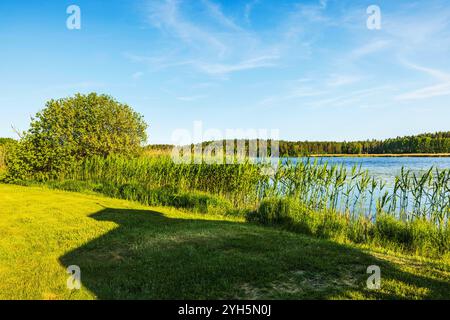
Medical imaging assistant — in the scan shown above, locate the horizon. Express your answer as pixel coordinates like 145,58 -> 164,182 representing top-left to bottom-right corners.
144,130 -> 450,147
1,0 -> 450,144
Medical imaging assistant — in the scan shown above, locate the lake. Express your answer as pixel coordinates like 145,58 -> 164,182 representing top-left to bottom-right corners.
282,156 -> 450,215
288,157 -> 450,185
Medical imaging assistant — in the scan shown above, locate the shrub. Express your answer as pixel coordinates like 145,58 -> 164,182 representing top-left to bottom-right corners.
0,146 -> 5,173
5,93 -> 148,181
248,198 -> 296,226
372,214 -> 413,250
371,214 -> 449,257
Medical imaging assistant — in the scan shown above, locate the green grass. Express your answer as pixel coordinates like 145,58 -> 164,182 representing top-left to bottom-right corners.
0,184 -> 449,300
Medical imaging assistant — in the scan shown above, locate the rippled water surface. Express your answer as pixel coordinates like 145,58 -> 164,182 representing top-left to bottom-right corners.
288,157 -> 450,183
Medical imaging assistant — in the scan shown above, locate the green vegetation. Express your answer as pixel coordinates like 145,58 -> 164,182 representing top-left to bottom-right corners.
0,145 -> 5,173
0,184 -> 449,300
0,138 -> 15,176
152,131 -> 450,156
1,93 -> 449,300
8,153 -> 447,259
278,132 -> 450,155
5,93 -> 147,181
249,198 -> 449,258
0,138 -> 15,145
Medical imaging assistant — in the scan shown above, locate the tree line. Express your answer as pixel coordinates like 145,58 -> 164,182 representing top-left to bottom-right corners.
278,132 -> 450,156
147,132 -> 450,156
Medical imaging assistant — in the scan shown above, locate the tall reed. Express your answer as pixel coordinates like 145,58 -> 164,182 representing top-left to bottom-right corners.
58,154 -> 450,227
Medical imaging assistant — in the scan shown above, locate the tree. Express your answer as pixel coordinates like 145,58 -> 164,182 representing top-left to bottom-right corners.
6,93 -> 148,180
0,138 -> 16,145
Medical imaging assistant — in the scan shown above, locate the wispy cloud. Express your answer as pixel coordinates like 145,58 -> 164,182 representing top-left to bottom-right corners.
307,86 -> 391,108
396,62 -> 450,100
201,0 -> 241,31
136,0 -> 287,77
350,40 -> 390,60
383,4 -> 450,46
176,95 -> 207,101
146,0 -> 228,56
195,54 -> 279,75
401,62 -> 450,82
259,87 -> 325,106
326,74 -> 361,87
397,82 -> 450,100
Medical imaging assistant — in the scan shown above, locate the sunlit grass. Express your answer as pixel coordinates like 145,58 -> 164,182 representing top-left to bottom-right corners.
0,184 -> 449,300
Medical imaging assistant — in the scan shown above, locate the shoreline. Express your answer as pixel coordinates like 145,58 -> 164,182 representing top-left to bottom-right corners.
307,153 -> 450,158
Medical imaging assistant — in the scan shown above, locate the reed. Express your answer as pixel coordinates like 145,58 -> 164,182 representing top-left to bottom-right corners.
11,153 -> 447,257
54,154 -> 450,228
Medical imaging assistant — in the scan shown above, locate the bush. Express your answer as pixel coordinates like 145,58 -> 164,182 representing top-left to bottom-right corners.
5,93 -> 148,181
249,198 -> 349,239
372,214 -> 449,257
247,198 -> 295,226
372,214 -> 413,248
0,146 -> 5,174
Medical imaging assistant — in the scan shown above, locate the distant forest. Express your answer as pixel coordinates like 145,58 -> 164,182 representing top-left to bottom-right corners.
5,132 -> 450,156
278,131 -> 450,155
147,131 -> 450,156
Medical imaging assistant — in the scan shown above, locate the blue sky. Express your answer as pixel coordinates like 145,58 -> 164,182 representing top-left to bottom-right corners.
0,0 -> 450,144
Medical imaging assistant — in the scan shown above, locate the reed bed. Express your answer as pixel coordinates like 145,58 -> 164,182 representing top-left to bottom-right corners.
65,155 -> 264,208
58,155 -> 450,228
13,154 -> 445,257
266,160 -> 450,227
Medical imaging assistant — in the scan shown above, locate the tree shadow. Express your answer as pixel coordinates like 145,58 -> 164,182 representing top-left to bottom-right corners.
59,208 -> 450,300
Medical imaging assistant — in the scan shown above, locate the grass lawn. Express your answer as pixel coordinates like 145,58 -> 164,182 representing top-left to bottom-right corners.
0,184 -> 449,300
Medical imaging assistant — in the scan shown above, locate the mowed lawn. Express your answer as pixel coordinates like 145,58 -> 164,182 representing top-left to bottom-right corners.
0,184 -> 449,300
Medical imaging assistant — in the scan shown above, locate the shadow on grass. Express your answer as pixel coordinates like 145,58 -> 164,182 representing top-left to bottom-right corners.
60,208 -> 450,300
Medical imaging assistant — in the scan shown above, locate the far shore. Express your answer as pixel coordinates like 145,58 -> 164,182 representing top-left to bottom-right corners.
307,153 -> 450,158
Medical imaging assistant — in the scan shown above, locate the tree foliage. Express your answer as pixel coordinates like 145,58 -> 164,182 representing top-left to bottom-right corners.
6,93 -> 148,181
0,138 -> 16,145
277,132 -> 450,156
179,132 -> 450,157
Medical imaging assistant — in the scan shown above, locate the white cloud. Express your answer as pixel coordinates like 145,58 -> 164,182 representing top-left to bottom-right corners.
396,63 -> 450,100
326,74 -> 361,87
401,61 -> 450,82
384,6 -> 450,46
195,55 -> 279,75
350,40 -> 390,59
142,0 -> 282,77
397,82 -> 450,100
176,95 -> 207,101
146,0 -> 228,56
307,86 -> 390,108
201,0 -> 241,31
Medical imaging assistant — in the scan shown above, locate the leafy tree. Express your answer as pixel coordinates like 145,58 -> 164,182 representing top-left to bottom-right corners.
6,93 -> 148,181
0,138 -> 16,145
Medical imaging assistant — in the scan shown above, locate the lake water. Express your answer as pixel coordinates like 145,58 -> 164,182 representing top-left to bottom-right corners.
288,157 -> 450,184
283,157 -> 450,215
